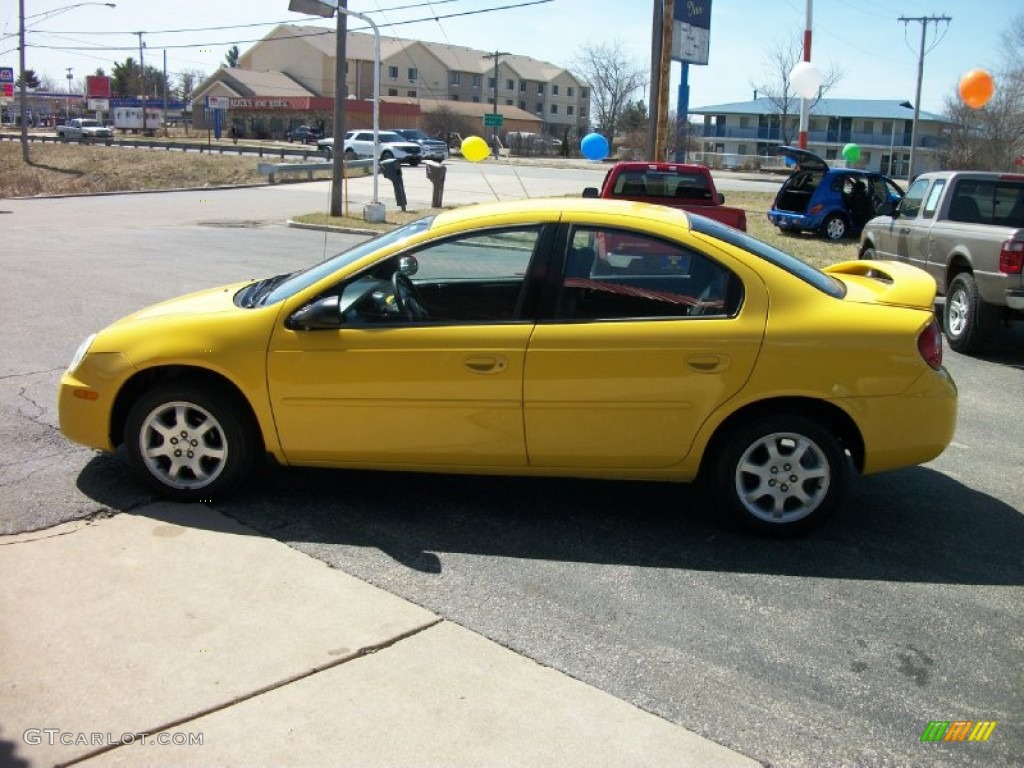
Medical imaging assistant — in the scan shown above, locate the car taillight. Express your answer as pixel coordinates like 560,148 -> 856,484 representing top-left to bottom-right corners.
808,204 -> 824,214
918,319 -> 943,370
998,239 -> 1024,274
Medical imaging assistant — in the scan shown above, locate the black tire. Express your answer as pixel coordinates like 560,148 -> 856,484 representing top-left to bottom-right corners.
321,146 -> 333,160
860,246 -> 876,260
820,213 -> 848,241
124,382 -> 259,502
710,414 -> 850,536
344,148 -> 355,161
943,272 -> 996,354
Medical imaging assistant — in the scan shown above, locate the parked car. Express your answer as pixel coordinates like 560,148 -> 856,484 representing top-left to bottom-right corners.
392,128 -> 449,161
318,130 -> 423,165
859,170 -> 1024,353
768,146 -> 904,240
58,198 -> 956,536
583,161 -> 748,231
285,125 -> 322,143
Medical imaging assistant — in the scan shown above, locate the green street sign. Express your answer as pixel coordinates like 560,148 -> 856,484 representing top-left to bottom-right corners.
483,113 -> 504,127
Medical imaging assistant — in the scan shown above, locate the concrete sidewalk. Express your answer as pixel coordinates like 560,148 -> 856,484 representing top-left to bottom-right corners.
0,504 -> 758,768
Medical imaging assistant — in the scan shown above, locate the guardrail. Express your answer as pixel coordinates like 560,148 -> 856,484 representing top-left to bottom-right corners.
0,132 -> 325,160
257,157 -> 374,184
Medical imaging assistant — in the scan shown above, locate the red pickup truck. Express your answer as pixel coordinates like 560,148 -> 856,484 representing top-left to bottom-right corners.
583,161 -> 748,231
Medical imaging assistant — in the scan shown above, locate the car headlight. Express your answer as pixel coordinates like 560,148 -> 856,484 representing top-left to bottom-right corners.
68,333 -> 96,373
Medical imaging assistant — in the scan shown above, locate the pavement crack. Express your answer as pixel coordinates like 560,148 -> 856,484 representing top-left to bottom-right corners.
58,617 -> 445,767
0,367 -> 64,381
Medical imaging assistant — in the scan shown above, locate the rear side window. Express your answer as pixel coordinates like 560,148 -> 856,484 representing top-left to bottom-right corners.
948,179 -> 1024,226
923,179 -> 946,219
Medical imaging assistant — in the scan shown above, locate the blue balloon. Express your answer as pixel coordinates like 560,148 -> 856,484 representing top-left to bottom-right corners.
580,133 -> 609,161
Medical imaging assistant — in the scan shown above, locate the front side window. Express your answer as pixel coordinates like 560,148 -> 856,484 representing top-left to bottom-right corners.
338,227 -> 542,325
899,178 -> 930,219
556,227 -> 740,321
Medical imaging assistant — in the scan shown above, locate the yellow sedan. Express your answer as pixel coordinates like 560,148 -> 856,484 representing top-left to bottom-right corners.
59,199 -> 957,535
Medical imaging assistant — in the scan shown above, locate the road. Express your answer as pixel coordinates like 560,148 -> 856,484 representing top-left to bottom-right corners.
2,170 -> 1021,768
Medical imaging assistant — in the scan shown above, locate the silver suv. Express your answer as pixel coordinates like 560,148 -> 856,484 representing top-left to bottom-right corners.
318,130 -> 422,165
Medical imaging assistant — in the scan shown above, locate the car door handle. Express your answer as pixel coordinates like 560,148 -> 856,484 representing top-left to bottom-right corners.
686,355 -> 730,373
463,355 -> 508,374
900,227 -> 912,234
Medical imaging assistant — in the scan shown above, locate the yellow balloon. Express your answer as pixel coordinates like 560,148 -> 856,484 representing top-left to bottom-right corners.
461,135 -> 490,163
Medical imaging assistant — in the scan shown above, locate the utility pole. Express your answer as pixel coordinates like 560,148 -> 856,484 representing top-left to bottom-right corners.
647,0 -> 672,161
135,31 -> 146,134
899,14 -> 951,181
65,67 -> 73,122
18,0 -> 29,162
482,50 -> 509,151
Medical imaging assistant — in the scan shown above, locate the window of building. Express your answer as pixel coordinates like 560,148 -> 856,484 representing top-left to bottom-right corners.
567,86 -> 574,97
472,74 -> 482,88
538,83 -> 545,94
552,85 -> 559,95
825,148 -> 838,160
881,120 -> 893,135
519,81 -> 527,92
407,90 -> 417,97
506,99 -> 514,106
388,66 -> 398,80
863,120 -> 874,134
506,78 -> 514,91
472,96 -> 480,103
388,88 -> 398,96
581,87 -> 589,99
536,102 -> 543,113
451,72 -> 461,86
567,106 -> 574,116
408,68 -> 418,81
739,116 -> 751,129
488,77 -> 496,89
550,104 -> 558,114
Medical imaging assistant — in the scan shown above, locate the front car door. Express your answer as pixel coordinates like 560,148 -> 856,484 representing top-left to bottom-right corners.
267,227 -> 545,467
523,224 -> 766,470
872,177 -> 932,261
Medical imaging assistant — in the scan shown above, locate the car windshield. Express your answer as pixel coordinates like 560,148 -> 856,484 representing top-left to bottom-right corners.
261,217 -> 435,305
690,216 -> 845,298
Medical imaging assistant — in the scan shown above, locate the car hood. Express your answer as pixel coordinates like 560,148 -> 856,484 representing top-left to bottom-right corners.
824,260 -> 936,311
775,145 -> 829,173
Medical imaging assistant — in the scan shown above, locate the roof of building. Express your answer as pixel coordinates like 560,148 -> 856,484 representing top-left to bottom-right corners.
195,66 -> 315,99
252,24 -> 578,83
690,97 -> 948,122
380,96 -> 543,124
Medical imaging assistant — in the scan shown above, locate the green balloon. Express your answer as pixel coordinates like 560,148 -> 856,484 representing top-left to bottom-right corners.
842,143 -> 861,163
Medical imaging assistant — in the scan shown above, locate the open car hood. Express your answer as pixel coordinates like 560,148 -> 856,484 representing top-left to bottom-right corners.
775,145 -> 829,173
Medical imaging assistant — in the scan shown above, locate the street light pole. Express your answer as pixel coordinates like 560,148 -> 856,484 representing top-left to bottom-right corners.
482,50 -> 509,150
66,67 -> 73,121
17,2 -> 116,163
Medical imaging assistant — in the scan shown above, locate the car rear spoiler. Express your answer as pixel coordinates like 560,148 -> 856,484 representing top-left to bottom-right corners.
824,260 -> 937,311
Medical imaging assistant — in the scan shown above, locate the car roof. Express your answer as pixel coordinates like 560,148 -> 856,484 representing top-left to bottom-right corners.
429,197 -> 695,232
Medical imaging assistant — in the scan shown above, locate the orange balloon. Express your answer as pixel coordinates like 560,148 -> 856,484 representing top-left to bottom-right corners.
959,68 -> 994,109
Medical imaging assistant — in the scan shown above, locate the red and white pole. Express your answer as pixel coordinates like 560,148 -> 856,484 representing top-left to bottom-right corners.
798,0 -> 813,148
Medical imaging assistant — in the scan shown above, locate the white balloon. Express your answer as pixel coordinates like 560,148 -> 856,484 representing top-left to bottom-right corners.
790,61 -> 822,99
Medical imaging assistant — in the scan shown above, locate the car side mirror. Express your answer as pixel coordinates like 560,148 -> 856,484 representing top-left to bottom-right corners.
287,295 -> 343,330
582,187 -> 599,198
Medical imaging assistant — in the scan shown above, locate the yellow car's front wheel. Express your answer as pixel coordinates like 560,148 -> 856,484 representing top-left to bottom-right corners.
124,383 -> 259,501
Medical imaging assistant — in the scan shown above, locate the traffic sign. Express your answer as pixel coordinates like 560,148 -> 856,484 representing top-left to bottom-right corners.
483,113 -> 503,128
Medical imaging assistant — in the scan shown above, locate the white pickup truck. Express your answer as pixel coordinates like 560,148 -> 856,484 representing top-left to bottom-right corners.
56,118 -> 114,141
859,170 -> 1024,353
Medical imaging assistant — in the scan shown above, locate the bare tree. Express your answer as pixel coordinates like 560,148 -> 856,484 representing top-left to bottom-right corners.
422,105 -> 476,146
941,13 -> 1024,171
177,69 -> 206,101
753,36 -> 843,145
572,41 -> 647,148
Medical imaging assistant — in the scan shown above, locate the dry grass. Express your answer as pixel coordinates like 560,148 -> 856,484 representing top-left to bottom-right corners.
0,142 -> 261,198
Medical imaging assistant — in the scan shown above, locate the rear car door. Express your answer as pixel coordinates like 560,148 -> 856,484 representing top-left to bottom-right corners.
523,224 -> 766,469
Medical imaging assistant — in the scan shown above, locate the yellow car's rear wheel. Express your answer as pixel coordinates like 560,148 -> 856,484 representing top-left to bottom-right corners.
712,414 -> 850,536
124,383 -> 258,501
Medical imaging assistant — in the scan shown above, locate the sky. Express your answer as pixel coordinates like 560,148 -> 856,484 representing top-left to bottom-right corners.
0,0 -> 1018,114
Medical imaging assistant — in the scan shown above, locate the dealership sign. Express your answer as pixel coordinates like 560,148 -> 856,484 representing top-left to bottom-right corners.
229,97 -> 313,110
1,67 -> 13,99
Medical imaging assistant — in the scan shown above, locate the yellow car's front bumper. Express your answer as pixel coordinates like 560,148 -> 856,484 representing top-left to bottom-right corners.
58,353 -> 137,452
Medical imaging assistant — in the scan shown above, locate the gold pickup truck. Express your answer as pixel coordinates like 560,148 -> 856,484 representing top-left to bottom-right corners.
859,170 -> 1024,353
